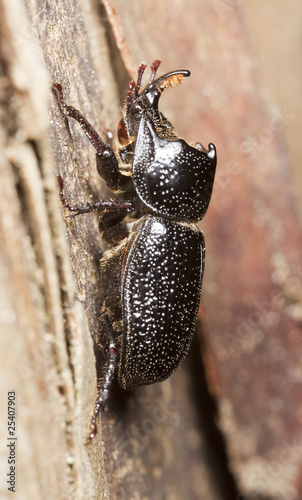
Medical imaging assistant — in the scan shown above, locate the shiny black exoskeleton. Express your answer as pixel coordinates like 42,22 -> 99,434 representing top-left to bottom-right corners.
53,60 -> 216,442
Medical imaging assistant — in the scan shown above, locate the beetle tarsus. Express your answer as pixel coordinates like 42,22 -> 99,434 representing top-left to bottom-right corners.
57,174 -> 134,217
52,83 -> 109,156
86,315 -> 116,444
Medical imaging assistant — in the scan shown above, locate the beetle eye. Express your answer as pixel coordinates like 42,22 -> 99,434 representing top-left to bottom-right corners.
130,102 -> 143,115
118,119 -> 129,145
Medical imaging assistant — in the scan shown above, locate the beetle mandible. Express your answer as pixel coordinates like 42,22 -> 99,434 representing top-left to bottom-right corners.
53,60 -> 217,443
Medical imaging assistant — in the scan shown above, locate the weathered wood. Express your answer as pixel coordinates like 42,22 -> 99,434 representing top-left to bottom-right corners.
108,1 -> 302,499
1,0 -> 301,498
0,0 -> 109,497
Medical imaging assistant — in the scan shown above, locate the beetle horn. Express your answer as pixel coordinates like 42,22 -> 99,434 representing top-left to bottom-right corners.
142,70 -> 190,108
152,69 -> 191,91
207,143 -> 216,159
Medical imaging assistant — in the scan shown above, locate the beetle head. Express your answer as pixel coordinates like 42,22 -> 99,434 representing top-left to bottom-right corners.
119,61 -> 217,221
118,61 -> 190,146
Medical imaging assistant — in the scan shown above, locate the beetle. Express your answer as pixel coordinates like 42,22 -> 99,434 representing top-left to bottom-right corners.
52,60 -> 216,442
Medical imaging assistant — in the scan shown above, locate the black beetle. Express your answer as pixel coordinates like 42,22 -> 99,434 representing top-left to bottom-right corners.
53,60 -> 216,442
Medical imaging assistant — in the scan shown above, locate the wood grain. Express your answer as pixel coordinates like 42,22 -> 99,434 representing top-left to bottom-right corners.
1,0 -> 301,498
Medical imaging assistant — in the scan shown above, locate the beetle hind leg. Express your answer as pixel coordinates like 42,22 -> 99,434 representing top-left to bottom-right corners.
87,314 -> 116,444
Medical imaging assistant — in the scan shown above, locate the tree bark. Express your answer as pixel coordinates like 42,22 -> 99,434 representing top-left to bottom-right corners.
1,0 -> 302,499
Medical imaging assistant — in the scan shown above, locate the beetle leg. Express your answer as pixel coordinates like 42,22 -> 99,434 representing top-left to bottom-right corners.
57,175 -> 134,217
101,221 -> 130,246
52,83 -> 120,190
87,314 -> 116,444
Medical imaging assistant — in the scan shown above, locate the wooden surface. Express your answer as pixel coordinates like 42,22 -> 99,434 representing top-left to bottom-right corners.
0,0 -> 301,499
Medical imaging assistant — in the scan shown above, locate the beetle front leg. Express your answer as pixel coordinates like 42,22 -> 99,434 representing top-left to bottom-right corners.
52,83 -> 120,190
87,314 -> 117,444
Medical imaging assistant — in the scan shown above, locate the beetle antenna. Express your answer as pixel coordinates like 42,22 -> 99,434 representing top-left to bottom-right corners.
136,62 -> 147,94
149,60 -> 161,83
126,80 -> 136,104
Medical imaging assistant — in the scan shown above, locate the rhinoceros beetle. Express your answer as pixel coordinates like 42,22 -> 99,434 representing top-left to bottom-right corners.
52,60 -> 216,443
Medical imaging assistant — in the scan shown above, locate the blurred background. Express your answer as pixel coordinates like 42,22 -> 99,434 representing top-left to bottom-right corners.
0,0 -> 301,499
243,0 -> 302,218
